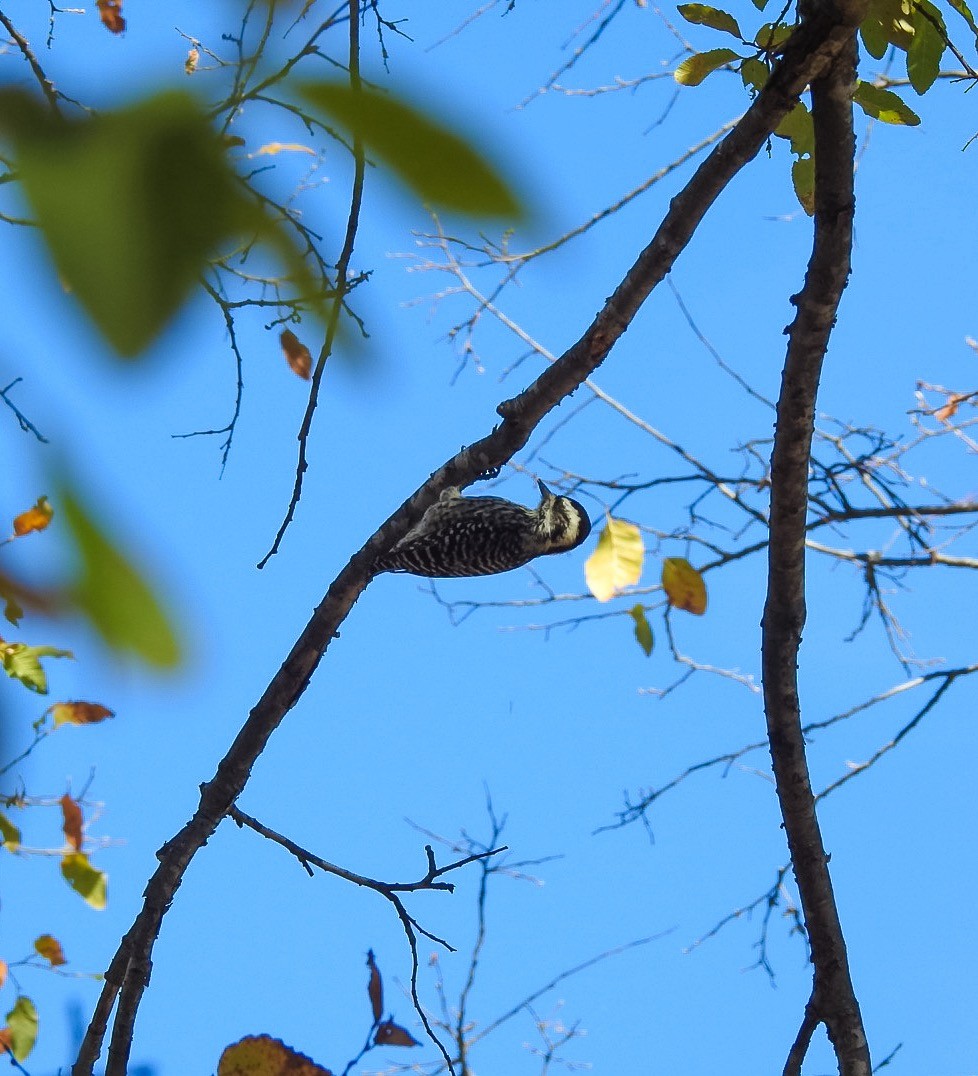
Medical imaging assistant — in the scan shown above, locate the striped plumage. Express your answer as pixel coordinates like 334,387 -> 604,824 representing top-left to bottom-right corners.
376,481 -> 591,578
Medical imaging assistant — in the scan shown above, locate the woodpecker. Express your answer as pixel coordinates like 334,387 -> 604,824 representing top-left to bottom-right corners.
375,480 -> 591,578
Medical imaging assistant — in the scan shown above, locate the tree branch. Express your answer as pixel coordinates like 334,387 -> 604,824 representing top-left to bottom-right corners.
761,28 -> 871,1076
73,7 -> 870,1072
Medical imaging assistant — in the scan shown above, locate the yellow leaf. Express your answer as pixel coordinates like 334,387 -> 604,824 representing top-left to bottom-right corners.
584,519 -> 644,602
661,557 -> 708,615
0,812 -> 21,852
12,497 -> 53,537
218,1034 -> 334,1076
4,996 -> 37,1062
250,142 -> 317,158
33,935 -> 66,967
61,852 -> 107,909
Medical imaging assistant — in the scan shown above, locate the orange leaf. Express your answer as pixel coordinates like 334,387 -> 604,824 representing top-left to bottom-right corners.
280,330 -> 313,380
217,1034 -> 333,1076
0,1028 -> 11,1054
661,557 -> 708,615
34,935 -> 66,967
61,795 -> 83,851
12,497 -> 53,537
366,949 -> 383,1023
97,0 -> 125,33
935,393 -> 968,422
374,1021 -> 420,1048
0,961 -> 7,989
50,701 -> 114,728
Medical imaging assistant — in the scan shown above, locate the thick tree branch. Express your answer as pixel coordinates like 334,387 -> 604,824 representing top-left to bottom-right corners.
761,30 -> 870,1076
73,6 -> 870,1073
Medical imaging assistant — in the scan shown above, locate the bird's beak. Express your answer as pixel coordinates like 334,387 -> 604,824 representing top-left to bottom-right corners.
537,480 -> 554,503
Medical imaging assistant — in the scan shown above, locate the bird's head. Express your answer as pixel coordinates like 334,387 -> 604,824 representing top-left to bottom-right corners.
535,480 -> 592,552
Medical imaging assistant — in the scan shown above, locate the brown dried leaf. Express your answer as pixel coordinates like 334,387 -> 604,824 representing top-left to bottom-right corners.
217,1034 -> 333,1076
366,949 -> 383,1023
34,934 -> 66,967
13,496 -> 53,537
185,48 -> 199,76
97,0 -> 125,33
374,1021 -> 420,1048
50,701 -> 115,728
61,795 -> 83,851
280,330 -> 313,380
0,1028 -> 11,1055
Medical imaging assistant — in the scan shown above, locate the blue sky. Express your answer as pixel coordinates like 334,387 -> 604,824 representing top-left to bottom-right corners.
2,2 -> 977,1074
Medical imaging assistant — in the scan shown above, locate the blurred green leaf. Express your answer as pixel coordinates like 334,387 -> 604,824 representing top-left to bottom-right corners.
1,642 -> 73,694
0,579 -> 24,626
674,48 -> 741,86
0,90 -> 313,357
5,996 -> 38,1061
59,484 -> 182,668
298,81 -> 522,219
854,82 -> 922,125
61,851 -> 108,909
677,4 -> 742,38
908,0 -> 946,93
628,605 -> 654,657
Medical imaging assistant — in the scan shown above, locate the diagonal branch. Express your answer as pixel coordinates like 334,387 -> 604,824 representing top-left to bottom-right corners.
72,7 -> 871,1074
761,30 -> 871,1076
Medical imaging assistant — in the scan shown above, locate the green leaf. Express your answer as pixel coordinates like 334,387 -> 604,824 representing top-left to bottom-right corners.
945,0 -> 978,46
859,12 -> 891,57
674,48 -> 741,86
774,101 -> 814,157
59,484 -> 182,668
676,4 -> 741,38
908,0 -> 946,94
5,996 -> 38,1061
1,642 -> 73,694
61,852 -> 108,909
628,605 -> 654,656
298,82 -> 522,219
740,57 -> 770,91
0,90 -> 290,357
0,811 -> 21,852
584,519 -> 644,602
791,156 -> 816,215
854,81 -> 922,125
751,0 -> 770,9
754,22 -> 794,51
